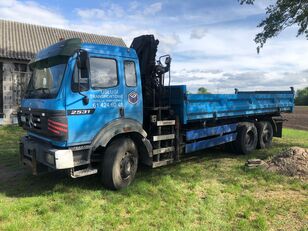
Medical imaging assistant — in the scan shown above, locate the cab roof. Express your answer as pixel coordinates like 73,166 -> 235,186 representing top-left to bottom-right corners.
30,38 -> 138,68
81,43 -> 138,59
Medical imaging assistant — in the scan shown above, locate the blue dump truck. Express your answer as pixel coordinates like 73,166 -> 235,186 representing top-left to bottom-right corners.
18,35 -> 294,190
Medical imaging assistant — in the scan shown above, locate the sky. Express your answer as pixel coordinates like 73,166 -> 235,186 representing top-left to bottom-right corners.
1,0 -> 307,93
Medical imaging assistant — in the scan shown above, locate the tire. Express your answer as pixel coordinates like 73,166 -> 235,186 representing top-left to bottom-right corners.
235,123 -> 258,155
101,137 -> 138,190
256,121 -> 273,149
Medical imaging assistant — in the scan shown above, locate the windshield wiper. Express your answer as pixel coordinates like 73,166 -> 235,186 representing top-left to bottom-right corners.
25,88 -> 51,98
25,89 -> 35,97
34,88 -> 51,94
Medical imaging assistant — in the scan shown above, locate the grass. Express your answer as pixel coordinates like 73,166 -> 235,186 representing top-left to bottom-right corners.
0,126 -> 307,231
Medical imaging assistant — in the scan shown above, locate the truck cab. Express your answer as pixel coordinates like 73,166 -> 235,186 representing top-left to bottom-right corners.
20,38 -> 144,145
19,38 -> 156,188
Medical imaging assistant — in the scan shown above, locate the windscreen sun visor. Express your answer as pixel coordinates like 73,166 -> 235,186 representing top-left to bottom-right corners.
29,38 -> 82,69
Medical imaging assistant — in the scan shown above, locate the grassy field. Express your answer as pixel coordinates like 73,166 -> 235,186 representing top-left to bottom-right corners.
0,126 -> 307,231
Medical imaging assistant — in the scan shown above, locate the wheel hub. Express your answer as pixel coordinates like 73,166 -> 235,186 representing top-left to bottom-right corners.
120,152 -> 135,180
245,130 -> 255,146
263,128 -> 270,143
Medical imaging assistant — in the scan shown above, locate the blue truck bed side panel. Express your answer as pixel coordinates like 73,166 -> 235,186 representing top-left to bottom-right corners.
185,133 -> 237,153
186,123 -> 237,141
169,85 -> 294,124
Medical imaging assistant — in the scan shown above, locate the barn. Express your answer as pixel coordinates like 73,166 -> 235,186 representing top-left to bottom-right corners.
0,19 -> 126,124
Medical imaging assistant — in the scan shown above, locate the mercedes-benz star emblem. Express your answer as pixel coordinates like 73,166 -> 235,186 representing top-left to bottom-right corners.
28,114 -> 34,128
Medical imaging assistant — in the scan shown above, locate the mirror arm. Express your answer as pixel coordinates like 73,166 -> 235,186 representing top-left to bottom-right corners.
77,58 -> 89,105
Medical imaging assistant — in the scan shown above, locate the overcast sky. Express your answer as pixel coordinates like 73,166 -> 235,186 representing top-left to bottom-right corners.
1,0 -> 307,93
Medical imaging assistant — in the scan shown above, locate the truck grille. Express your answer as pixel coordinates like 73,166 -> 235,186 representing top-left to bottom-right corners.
18,108 -> 67,141
24,112 -> 42,130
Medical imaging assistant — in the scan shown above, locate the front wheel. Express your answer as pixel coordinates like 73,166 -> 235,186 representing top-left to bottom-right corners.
101,137 -> 138,190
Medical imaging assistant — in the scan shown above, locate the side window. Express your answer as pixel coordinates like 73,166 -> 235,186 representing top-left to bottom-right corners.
90,58 -> 118,89
124,61 -> 137,87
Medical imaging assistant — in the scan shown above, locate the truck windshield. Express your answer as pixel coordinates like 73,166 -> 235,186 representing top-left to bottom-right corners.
25,64 -> 66,99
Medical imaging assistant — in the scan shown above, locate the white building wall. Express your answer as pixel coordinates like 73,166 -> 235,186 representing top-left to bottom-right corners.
2,62 -> 15,124
1,61 -> 30,125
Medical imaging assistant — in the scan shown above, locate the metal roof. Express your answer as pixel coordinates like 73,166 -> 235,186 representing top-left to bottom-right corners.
0,20 -> 127,61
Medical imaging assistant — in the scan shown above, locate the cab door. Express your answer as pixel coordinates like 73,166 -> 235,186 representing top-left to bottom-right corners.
123,59 -> 143,124
66,55 -> 124,146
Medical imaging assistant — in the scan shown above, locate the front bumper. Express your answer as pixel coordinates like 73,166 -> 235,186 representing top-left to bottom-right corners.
20,136 -> 74,175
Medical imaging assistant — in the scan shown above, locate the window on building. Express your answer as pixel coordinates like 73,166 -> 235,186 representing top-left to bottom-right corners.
11,63 -> 31,106
14,63 -> 27,72
124,61 -> 137,87
90,58 -> 118,89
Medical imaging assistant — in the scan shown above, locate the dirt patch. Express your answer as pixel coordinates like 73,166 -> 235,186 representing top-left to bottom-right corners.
266,147 -> 308,179
254,189 -> 307,202
246,147 -> 308,179
283,106 -> 308,131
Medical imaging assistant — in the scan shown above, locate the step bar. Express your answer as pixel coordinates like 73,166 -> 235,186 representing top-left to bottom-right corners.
153,146 -> 175,155
152,159 -> 174,168
156,120 -> 176,126
152,134 -> 175,141
71,167 -> 98,178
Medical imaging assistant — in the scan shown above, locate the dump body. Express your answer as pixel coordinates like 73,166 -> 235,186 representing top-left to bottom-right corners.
169,85 -> 294,124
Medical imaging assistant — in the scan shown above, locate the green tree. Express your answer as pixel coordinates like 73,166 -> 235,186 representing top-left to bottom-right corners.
295,87 -> 308,106
197,87 -> 210,94
240,0 -> 308,52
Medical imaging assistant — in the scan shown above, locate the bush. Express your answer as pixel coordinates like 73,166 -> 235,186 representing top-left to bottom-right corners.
295,87 -> 308,106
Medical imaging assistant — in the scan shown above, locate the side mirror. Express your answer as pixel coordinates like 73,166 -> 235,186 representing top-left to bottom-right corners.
76,49 -> 90,105
165,56 -> 171,66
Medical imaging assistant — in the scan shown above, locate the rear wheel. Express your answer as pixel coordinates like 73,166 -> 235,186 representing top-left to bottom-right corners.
256,121 -> 273,149
101,137 -> 138,190
235,123 -> 258,154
